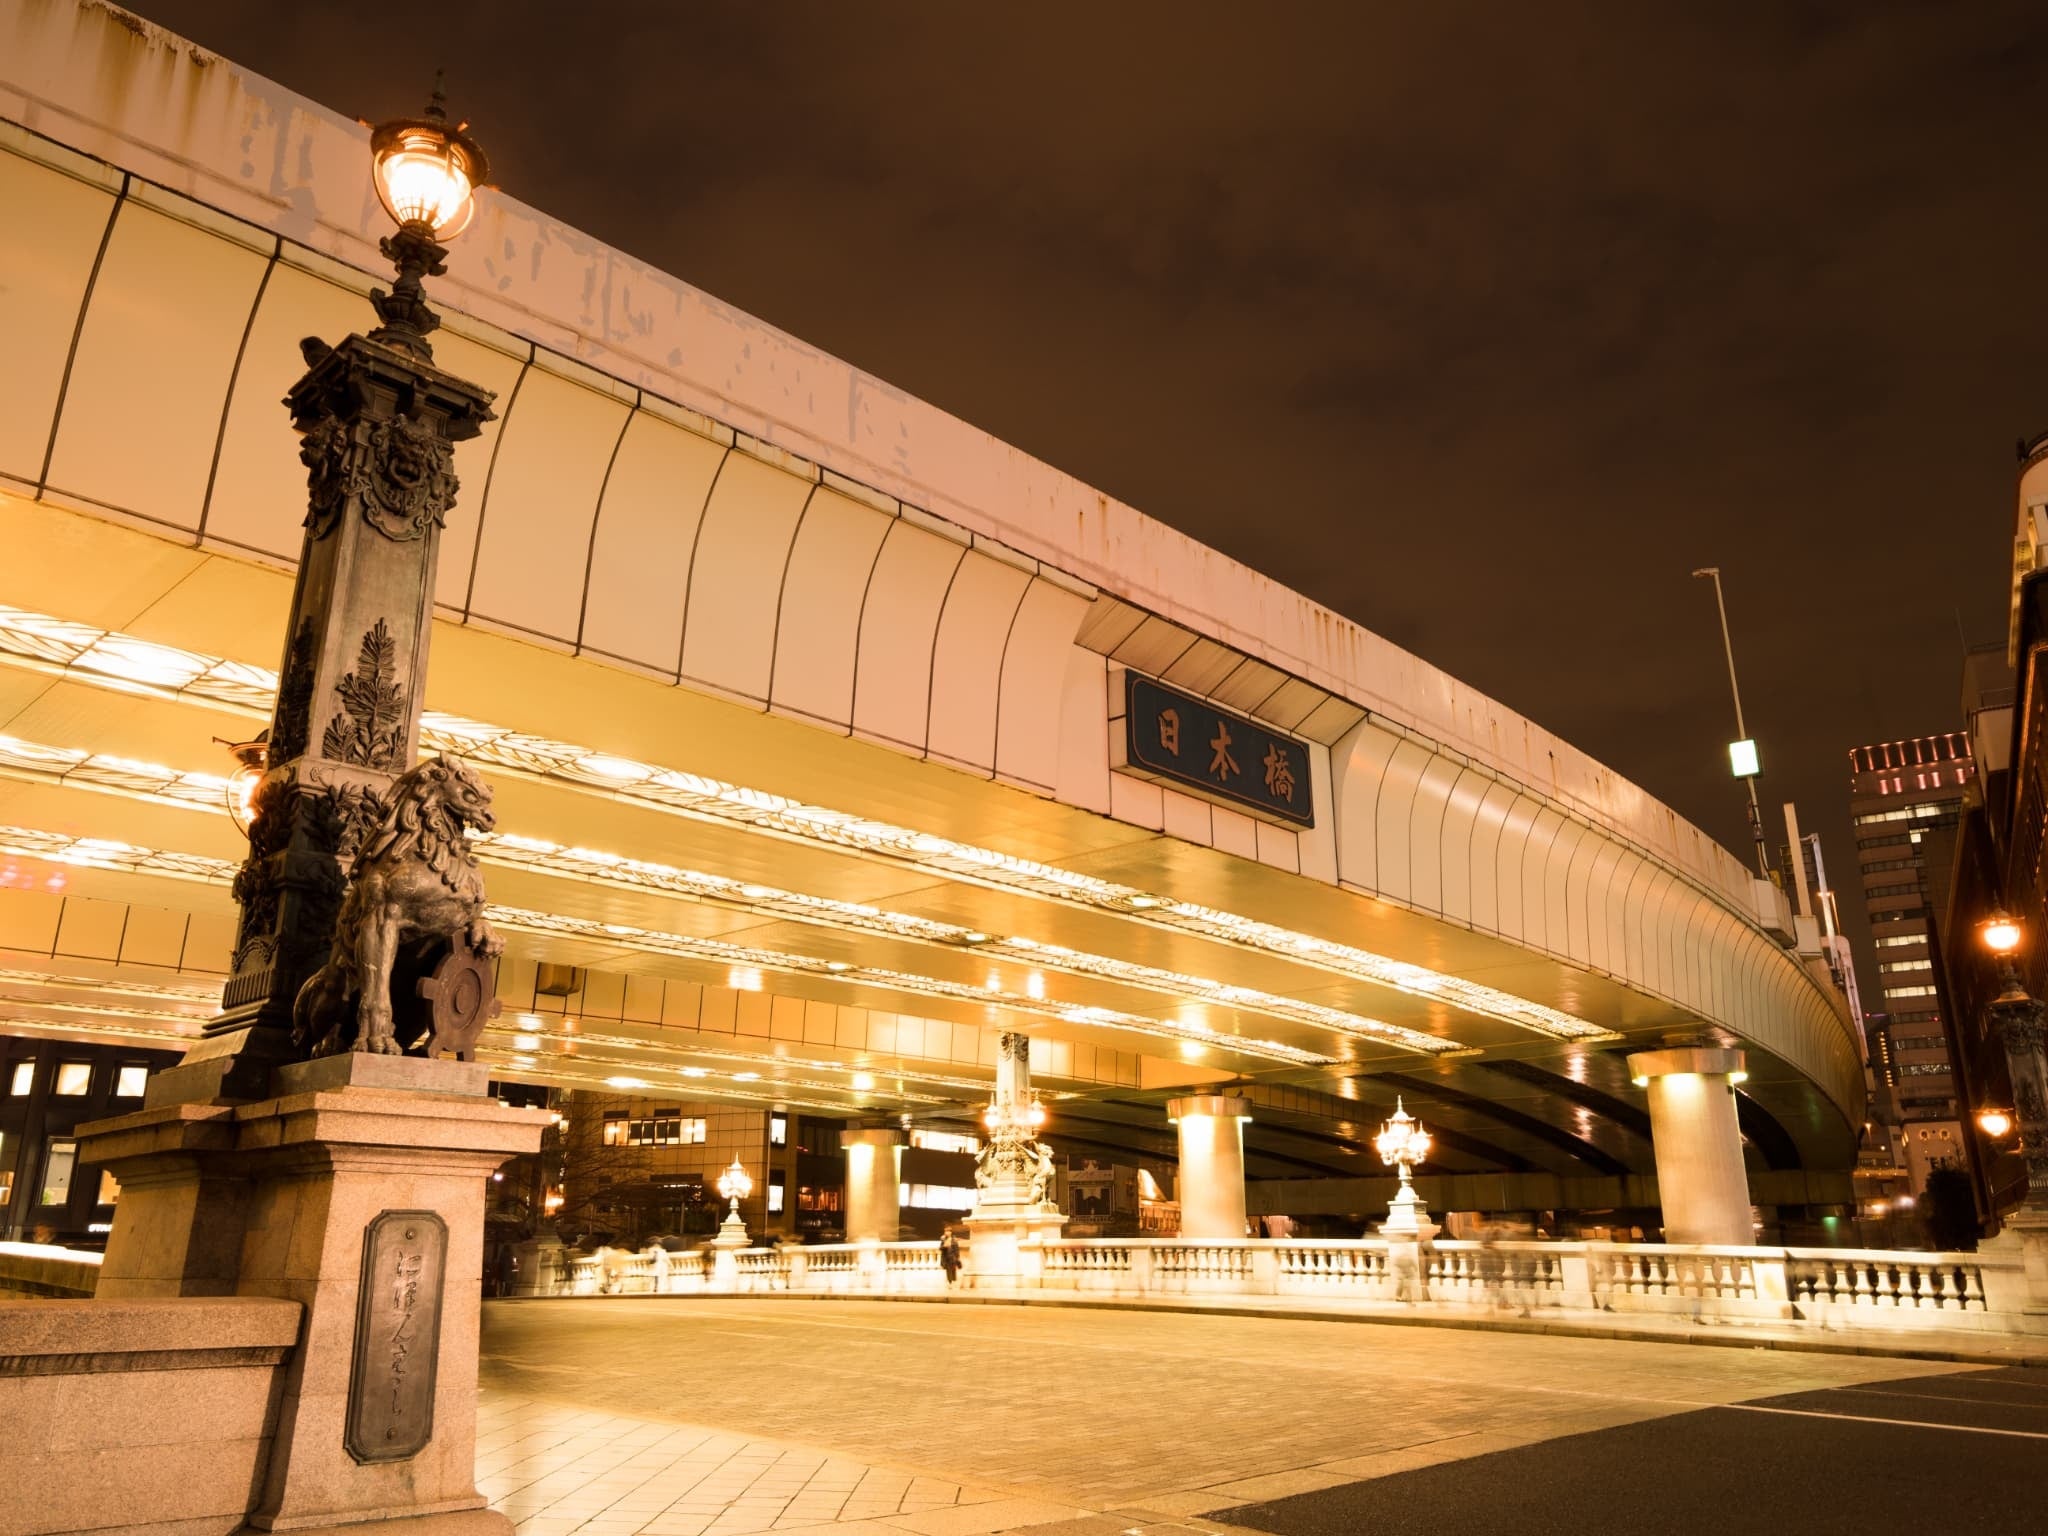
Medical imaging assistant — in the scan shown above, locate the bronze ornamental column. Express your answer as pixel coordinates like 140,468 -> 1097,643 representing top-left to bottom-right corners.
169,100 -> 496,1102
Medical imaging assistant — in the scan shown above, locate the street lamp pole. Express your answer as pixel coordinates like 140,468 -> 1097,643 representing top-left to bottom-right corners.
1692,566 -> 1771,879
1977,914 -> 2048,1221
171,85 -> 498,1101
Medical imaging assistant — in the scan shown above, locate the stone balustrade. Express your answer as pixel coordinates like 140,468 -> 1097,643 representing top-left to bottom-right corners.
510,1233 -> 2038,1334
0,1295 -> 303,1536
0,1241 -> 102,1299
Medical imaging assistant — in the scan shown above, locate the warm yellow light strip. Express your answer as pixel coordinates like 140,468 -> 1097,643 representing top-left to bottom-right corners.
0,602 -> 1617,1043
0,729 -> 1449,1058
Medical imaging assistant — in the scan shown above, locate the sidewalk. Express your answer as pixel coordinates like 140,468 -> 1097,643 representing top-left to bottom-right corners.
475,1393 -> 1207,1536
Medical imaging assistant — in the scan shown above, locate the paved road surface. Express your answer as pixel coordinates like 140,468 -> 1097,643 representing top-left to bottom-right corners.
480,1297 -> 2028,1527
1221,1366 -> 2048,1535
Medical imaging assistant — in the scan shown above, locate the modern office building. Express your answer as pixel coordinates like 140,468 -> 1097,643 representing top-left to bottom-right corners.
1846,734 -> 1974,1196
1851,737 -> 1974,1204
0,1037 -> 181,1244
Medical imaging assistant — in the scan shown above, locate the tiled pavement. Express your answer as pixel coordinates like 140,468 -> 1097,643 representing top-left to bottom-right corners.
475,1396 -> 1103,1536
476,1297 -> 1989,1536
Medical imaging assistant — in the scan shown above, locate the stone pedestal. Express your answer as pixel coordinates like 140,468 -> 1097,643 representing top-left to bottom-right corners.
2008,1210 -> 2048,1314
1628,1045 -> 1756,1247
963,1207 -> 1067,1286
710,1213 -> 749,1291
1377,1181 -> 1437,1242
79,1055 -> 547,1536
509,1229 -> 566,1298
840,1128 -> 904,1243
1168,1095 -> 1251,1240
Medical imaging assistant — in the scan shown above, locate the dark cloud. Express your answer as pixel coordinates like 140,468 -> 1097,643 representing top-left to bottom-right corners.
131,0 -> 2048,999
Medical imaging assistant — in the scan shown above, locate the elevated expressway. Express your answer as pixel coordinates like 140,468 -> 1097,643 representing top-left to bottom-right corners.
0,3 -> 1860,1220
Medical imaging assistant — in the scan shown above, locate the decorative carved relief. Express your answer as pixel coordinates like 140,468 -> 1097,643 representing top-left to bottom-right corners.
307,781 -> 389,865
323,621 -> 408,770
300,416 -> 367,537
1999,1012 -> 2047,1056
271,620 -> 319,764
362,416 -> 459,541
230,859 -> 281,973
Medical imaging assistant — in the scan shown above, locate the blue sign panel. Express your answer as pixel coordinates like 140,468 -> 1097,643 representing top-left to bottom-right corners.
1122,672 -> 1314,828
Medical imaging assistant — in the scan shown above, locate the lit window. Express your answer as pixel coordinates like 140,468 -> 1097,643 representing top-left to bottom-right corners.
97,1169 -> 120,1206
53,1063 -> 91,1096
8,1062 -> 32,1097
40,1139 -> 78,1205
768,1170 -> 786,1213
115,1066 -> 148,1097
0,1131 -> 9,1205
770,1114 -> 787,1147
901,1183 -> 975,1212
909,1129 -> 980,1155
602,1113 -> 627,1147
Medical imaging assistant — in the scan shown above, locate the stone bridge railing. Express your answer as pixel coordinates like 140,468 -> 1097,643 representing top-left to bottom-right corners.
517,1235 -> 2038,1335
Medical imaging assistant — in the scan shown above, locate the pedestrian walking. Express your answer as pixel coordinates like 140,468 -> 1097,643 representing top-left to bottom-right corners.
939,1227 -> 962,1290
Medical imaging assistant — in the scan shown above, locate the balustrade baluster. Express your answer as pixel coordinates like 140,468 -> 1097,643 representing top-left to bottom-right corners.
1937,1267 -> 1961,1309
1959,1266 -> 1986,1311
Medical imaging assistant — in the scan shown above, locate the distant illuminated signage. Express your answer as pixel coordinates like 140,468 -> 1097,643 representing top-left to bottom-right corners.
1728,739 -> 1760,779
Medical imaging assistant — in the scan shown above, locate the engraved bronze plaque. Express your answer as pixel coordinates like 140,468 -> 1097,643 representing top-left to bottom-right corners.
345,1209 -> 447,1464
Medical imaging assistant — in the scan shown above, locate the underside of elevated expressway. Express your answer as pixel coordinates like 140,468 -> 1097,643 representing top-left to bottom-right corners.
0,496 -> 1854,1222
0,1 -> 1863,1232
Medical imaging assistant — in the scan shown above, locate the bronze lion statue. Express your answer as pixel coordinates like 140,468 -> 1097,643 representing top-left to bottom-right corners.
294,755 -> 502,1056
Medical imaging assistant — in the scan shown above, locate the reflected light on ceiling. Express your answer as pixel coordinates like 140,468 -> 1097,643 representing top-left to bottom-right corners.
0,601 -> 1622,1047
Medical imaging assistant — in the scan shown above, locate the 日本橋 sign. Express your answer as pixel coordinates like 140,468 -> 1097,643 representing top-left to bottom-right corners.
1120,672 -> 1314,828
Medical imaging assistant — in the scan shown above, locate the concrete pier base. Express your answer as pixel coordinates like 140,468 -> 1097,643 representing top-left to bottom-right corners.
1628,1045 -> 1755,1248
1168,1095 -> 1252,1240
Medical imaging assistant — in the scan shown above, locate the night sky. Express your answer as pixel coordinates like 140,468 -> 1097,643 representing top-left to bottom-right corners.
132,2 -> 2048,1000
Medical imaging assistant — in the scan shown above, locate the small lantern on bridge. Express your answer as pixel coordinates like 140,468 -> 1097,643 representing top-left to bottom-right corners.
1375,1097 -> 1435,1238
714,1157 -> 754,1247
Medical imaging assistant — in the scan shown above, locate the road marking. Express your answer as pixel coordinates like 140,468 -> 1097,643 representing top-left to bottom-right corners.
1713,1402 -> 2048,1440
1828,1381 -> 2048,1408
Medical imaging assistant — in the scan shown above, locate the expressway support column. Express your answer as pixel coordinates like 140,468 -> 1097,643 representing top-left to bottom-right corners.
1628,1046 -> 1755,1247
1167,1095 -> 1252,1239
841,1128 -> 905,1243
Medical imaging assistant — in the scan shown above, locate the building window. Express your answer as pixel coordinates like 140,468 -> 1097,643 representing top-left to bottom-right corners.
115,1066 -> 148,1098
40,1139 -> 78,1205
602,1111 -> 627,1147
1899,1062 -> 1951,1076
53,1063 -> 91,1096
8,1061 -> 31,1096
909,1129 -> 980,1155
97,1169 -> 121,1206
618,1114 -> 708,1146
0,1131 -> 10,1205
625,1113 -> 705,1146
769,1113 -> 787,1147
767,1169 -> 786,1213
900,1183 -> 975,1211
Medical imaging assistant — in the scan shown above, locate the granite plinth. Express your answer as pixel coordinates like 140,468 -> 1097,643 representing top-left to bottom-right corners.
74,1054 -> 547,1536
